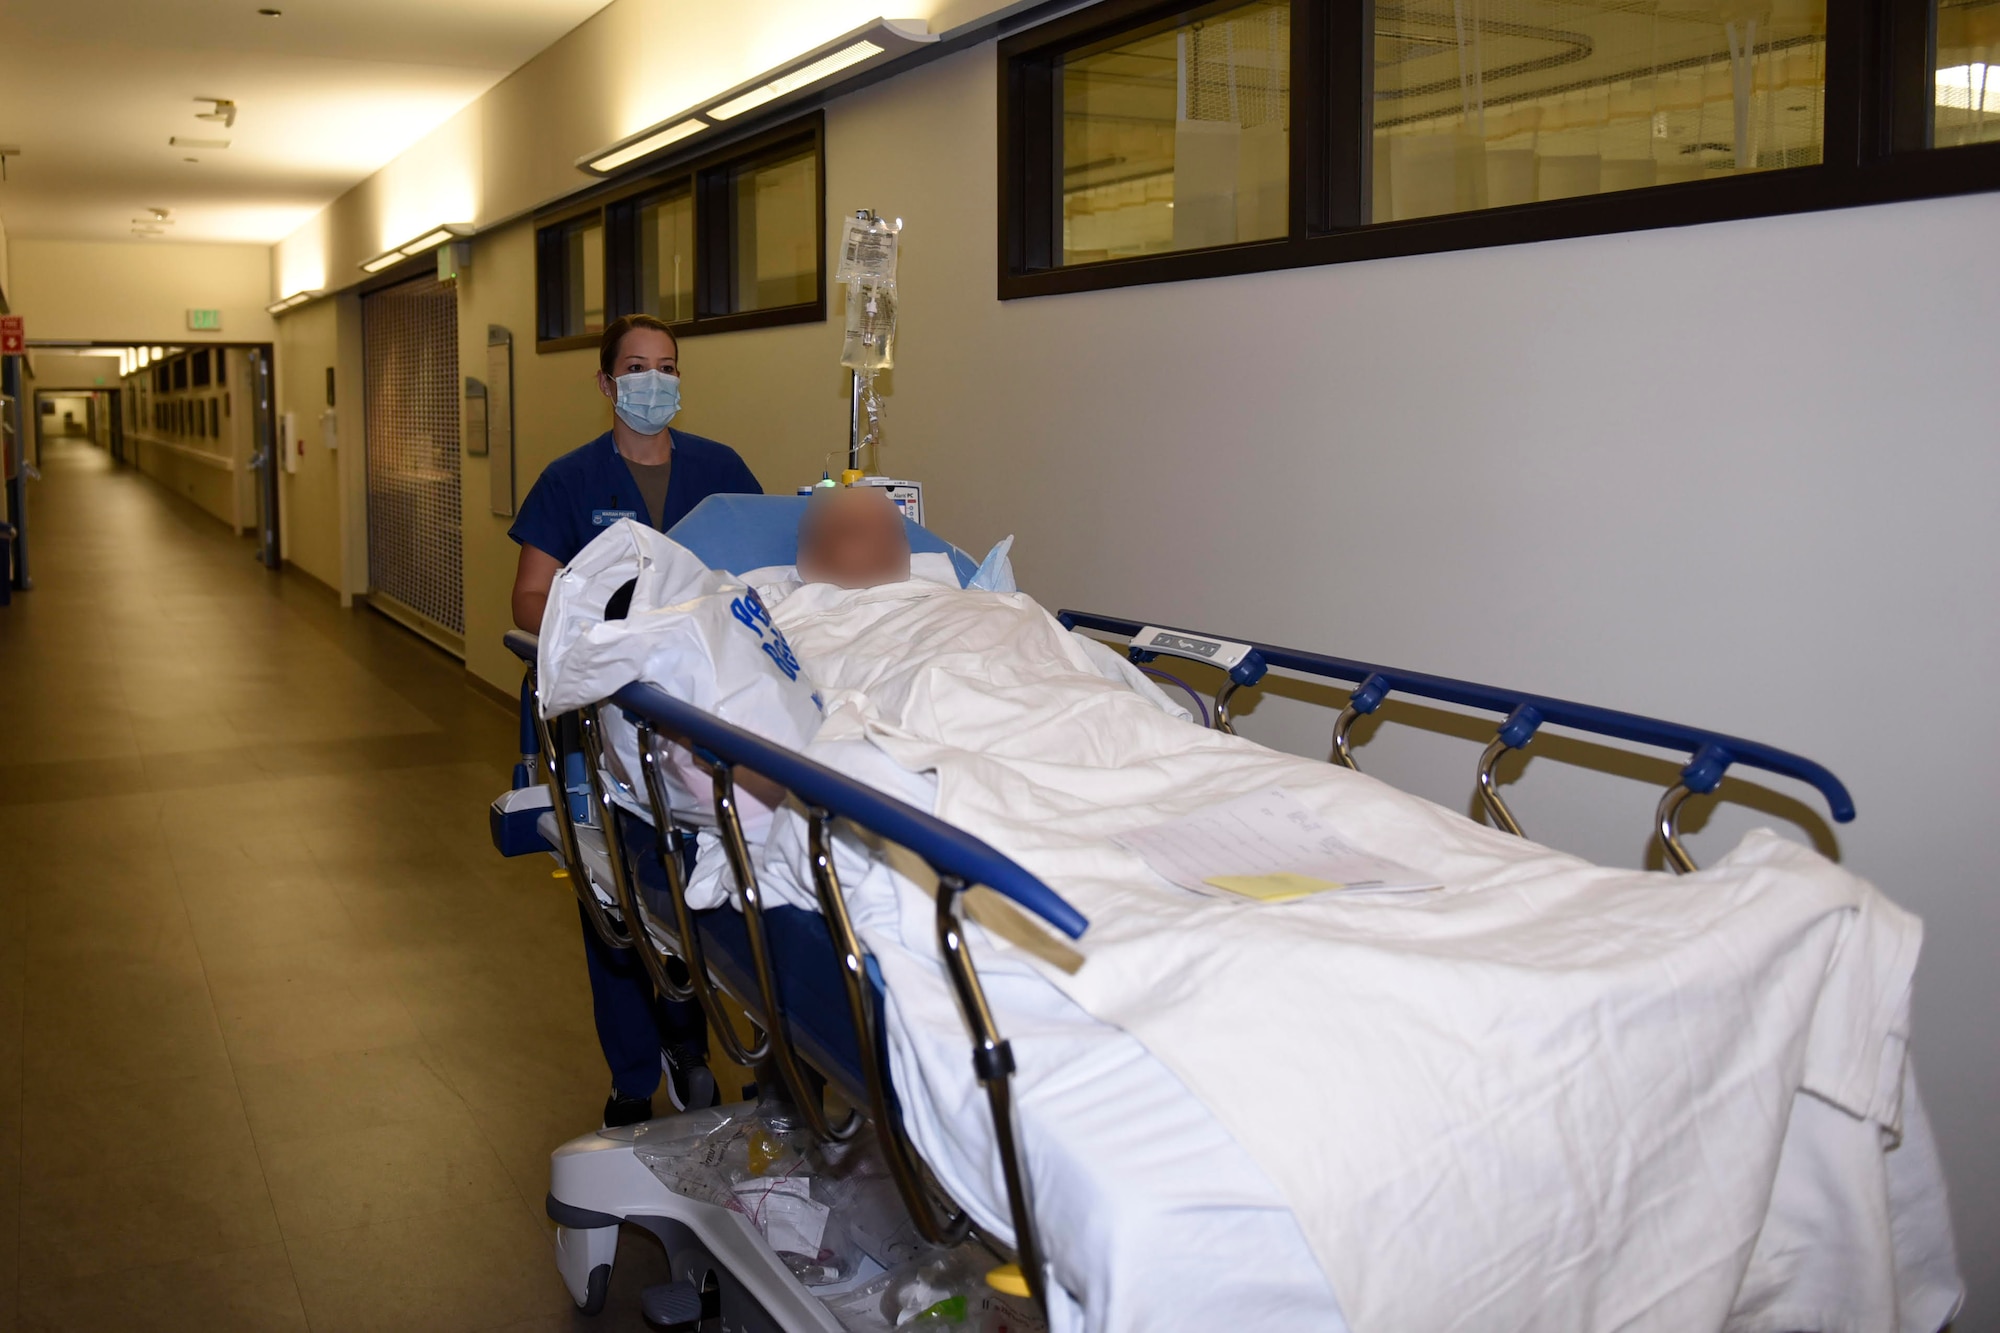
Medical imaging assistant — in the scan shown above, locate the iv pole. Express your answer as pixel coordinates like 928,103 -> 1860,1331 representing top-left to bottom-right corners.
846,208 -> 874,475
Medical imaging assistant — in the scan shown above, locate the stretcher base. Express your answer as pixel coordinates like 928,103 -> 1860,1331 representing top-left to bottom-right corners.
549,1114 -> 870,1331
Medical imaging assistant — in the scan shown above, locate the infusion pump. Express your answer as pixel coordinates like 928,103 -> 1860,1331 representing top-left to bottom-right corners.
796,475 -> 924,527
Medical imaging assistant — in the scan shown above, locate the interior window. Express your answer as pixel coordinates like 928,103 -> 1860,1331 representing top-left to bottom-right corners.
1373,0 -> 1826,222
730,144 -> 819,311
639,187 -> 695,323
1062,0 -> 1291,265
1935,0 -> 2000,147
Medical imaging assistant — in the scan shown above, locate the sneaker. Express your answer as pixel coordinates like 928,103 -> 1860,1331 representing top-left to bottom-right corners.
602,1091 -> 653,1128
661,1047 -> 719,1113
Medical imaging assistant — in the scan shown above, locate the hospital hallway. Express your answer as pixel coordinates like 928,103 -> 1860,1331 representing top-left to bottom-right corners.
0,438 -> 678,1332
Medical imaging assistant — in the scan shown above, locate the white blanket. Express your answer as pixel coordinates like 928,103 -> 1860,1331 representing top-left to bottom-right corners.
734,579 -> 1957,1333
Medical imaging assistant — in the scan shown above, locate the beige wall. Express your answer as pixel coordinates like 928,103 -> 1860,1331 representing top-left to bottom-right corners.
455,222 -> 610,685
11,238 -> 275,344
275,299 -> 344,591
264,33 -> 2000,1307
27,352 -> 119,390
271,0 -> 1047,298
120,347 -> 259,532
271,292 -> 367,600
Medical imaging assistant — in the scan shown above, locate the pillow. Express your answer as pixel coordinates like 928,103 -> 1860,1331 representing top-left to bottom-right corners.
742,551 -> 962,592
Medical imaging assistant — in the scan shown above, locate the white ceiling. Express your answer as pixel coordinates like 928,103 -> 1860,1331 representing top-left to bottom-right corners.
0,0 -> 616,245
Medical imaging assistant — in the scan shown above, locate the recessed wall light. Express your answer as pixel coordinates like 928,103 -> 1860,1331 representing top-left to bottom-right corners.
708,40 -> 883,120
576,19 -> 935,177
258,6 -> 281,13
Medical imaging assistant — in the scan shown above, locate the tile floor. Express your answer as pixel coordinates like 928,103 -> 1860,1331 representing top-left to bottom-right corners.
0,438 -> 702,1331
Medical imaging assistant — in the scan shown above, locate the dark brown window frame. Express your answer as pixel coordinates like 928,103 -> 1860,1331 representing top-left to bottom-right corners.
999,0 -> 2000,299
535,112 -> 828,354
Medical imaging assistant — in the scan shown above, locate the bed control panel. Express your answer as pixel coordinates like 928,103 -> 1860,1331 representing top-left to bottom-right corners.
1130,626 -> 1255,672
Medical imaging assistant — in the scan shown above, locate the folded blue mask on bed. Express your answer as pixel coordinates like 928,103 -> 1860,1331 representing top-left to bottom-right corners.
970,535 -> 1017,593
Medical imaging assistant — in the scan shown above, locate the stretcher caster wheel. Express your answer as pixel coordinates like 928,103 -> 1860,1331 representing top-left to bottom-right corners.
578,1264 -> 610,1316
555,1222 -> 618,1314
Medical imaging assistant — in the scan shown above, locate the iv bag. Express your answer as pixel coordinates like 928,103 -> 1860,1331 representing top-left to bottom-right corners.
839,214 -> 901,372
834,214 -> 899,283
841,280 -> 896,372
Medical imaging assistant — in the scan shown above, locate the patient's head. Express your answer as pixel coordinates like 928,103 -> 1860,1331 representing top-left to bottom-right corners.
797,487 -> 911,589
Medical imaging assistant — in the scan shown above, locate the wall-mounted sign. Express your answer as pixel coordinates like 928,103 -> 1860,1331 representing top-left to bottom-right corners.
486,326 -> 515,517
186,308 -> 222,331
0,315 -> 23,354
463,376 -> 488,458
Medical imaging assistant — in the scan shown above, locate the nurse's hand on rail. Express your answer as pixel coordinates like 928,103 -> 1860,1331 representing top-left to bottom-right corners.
512,543 -> 562,632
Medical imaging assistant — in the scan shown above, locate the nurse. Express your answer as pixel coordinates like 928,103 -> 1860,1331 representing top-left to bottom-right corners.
509,312 -> 761,1127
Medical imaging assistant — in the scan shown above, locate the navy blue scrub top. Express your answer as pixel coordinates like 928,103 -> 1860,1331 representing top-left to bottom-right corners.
508,428 -> 762,565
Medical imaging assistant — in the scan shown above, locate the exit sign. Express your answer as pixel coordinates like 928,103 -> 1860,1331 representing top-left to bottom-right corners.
187,308 -> 222,331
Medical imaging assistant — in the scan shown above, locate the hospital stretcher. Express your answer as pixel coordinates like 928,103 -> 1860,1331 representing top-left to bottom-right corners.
489,495 -> 1859,1331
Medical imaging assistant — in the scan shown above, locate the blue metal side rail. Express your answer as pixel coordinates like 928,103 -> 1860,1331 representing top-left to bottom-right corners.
1058,610 -> 1855,873
501,630 -> 1079,1313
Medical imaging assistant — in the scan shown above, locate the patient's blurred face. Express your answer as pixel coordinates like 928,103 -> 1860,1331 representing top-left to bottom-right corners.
797,489 -> 911,589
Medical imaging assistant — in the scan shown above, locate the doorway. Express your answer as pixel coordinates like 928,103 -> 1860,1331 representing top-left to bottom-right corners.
361,272 -> 462,654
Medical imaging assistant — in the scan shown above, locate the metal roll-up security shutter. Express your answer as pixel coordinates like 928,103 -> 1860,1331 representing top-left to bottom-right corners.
362,272 -> 463,650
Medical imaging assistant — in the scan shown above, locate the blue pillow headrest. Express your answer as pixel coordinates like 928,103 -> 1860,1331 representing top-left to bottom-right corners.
667,493 -> 978,587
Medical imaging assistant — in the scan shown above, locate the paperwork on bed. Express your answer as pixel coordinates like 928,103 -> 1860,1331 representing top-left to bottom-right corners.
734,577 -> 1958,1333
1112,787 -> 1439,900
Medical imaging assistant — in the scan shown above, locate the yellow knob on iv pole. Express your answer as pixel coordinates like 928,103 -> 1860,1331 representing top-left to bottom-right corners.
840,469 -> 866,487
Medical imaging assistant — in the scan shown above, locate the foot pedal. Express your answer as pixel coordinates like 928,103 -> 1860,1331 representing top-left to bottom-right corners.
641,1278 -> 711,1329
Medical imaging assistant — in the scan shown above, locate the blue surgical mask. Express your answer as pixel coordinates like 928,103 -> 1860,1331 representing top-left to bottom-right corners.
613,369 -> 681,436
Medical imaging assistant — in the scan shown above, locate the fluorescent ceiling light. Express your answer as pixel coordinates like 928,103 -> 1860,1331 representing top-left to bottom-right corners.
1937,63 -> 1999,112
359,223 -> 471,273
588,119 -> 707,174
264,288 -> 323,315
398,228 -> 458,254
709,41 -> 883,119
576,19 -> 935,177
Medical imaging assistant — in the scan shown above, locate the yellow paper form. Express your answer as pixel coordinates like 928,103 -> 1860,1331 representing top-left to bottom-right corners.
1203,873 -> 1347,903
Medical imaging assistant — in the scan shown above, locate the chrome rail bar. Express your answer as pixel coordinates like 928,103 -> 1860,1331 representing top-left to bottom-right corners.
807,812 -> 972,1248
935,874 -> 1046,1311
1657,784 -> 1700,874
710,763 -> 864,1145
1475,737 -> 1526,836
530,687 -> 630,951
576,706 -> 688,995
1060,611 -> 1856,870
632,724 -> 770,1067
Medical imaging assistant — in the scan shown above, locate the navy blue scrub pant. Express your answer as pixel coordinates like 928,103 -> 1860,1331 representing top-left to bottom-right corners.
579,814 -> 709,1101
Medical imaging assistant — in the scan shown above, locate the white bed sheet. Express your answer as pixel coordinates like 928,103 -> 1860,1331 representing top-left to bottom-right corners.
709,578 -> 1963,1333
